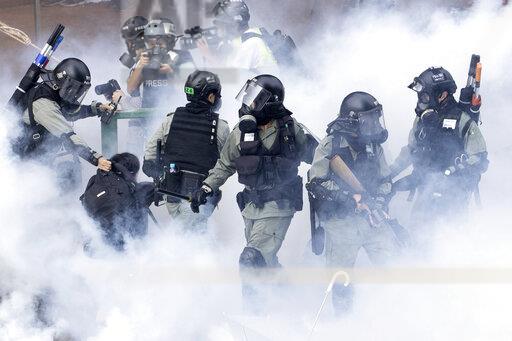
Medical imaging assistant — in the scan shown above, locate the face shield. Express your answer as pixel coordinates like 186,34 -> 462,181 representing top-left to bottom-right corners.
236,79 -> 272,112
356,104 -> 388,144
58,76 -> 91,105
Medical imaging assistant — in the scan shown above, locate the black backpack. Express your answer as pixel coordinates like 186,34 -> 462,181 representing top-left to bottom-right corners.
242,28 -> 303,69
80,167 -> 137,225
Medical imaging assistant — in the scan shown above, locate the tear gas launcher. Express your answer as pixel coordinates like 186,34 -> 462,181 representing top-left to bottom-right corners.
7,24 -> 65,111
459,54 -> 482,122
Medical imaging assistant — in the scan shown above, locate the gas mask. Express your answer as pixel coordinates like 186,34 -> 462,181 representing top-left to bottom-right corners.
236,79 -> 278,133
356,104 -> 388,145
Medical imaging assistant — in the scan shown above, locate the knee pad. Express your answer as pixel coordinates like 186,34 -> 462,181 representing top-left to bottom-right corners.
239,247 -> 267,268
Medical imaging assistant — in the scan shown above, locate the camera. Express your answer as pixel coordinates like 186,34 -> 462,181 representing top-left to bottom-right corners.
94,79 -> 121,100
142,46 -> 168,79
179,26 -> 220,50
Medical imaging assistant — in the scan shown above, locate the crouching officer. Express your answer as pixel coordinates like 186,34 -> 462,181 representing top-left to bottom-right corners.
191,75 -> 316,304
143,70 -> 229,231
12,58 -> 113,190
306,92 -> 400,314
390,67 -> 488,236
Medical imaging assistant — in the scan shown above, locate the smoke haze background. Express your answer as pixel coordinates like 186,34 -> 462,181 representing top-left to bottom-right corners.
1,0 -> 512,340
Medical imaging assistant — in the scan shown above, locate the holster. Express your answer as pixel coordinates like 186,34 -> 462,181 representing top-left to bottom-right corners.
237,176 -> 303,211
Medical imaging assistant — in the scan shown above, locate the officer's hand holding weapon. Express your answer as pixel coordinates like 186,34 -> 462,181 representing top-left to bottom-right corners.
190,185 -> 213,213
94,79 -> 122,124
329,155 -> 389,228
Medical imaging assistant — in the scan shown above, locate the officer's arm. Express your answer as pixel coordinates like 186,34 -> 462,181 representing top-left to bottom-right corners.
308,136 -> 333,181
294,121 -> 318,164
143,117 -> 170,178
306,136 -> 351,203
463,120 -> 488,173
32,99 -> 102,165
217,120 -> 231,153
63,101 -> 102,122
376,146 -> 393,196
389,117 -> 419,177
203,128 -> 240,191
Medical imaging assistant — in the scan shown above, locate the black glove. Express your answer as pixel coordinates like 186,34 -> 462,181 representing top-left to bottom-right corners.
190,184 -> 213,213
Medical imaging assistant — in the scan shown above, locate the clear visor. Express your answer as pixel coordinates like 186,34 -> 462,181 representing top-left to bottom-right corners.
235,80 -> 272,111
358,105 -> 386,137
59,77 -> 90,105
408,78 -> 424,93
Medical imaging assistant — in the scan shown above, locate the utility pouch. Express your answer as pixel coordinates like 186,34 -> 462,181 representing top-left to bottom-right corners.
180,170 -> 206,197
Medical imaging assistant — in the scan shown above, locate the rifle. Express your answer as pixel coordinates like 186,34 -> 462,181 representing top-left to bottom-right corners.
459,54 -> 482,123
329,155 -> 389,227
7,24 -> 65,111
329,155 -> 410,245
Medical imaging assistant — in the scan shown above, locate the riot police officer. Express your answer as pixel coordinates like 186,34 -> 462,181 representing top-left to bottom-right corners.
191,75 -> 316,305
12,58 -> 112,190
391,67 -> 488,237
127,18 -> 195,109
143,70 -> 229,231
307,91 -> 400,314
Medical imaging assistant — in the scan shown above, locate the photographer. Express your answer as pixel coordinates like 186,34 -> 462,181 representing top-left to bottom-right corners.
120,16 -> 148,69
127,18 -> 195,109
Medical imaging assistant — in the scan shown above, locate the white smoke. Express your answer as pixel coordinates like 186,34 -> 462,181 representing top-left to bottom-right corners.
1,1 -> 512,340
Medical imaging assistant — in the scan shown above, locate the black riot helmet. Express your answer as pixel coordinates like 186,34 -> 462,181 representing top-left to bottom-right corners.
121,16 -> 148,55
144,18 -> 178,51
408,67 -> 457,115
236,74 -> 287,132
121,16 -> 148,41
213,0 -> 250,35
184,70 -> 222,108
328,91 -> 388,145
44,58 -> 91,106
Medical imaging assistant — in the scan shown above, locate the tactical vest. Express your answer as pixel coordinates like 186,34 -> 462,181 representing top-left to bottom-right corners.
412,102 -> 469,173
234,115 -> 303,210
235,115 -> 300,190
330,134 -> 382,196
12,83 -> 63,158
161,106 -> 219,197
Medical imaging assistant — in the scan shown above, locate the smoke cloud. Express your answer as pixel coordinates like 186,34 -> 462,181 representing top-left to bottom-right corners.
1,1 -> 512,340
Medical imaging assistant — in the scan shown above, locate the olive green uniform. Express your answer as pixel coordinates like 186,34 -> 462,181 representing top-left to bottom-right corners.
203,118 -> 310,265
144,113 -> 230,231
